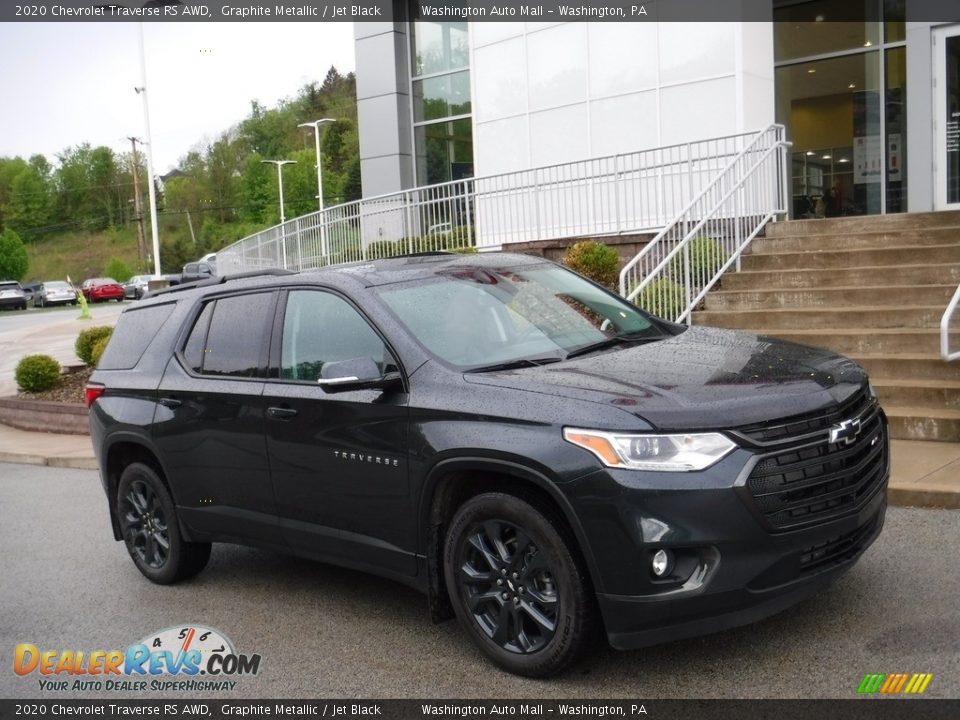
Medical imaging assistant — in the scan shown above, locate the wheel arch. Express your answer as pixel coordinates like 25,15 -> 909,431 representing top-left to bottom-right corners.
103,434 -> 178,542
419,457 -> 602,623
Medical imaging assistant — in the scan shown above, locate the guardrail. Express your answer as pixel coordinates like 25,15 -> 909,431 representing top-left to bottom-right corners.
619,124 -> 791,324
217,130 -> 763,275
941,285 -> 960,361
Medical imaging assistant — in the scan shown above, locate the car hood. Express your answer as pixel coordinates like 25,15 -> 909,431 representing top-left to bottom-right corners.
462,326 -> 868,430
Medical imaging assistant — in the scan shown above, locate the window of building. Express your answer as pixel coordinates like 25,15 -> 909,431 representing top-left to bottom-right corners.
409,12 -> 473,187
774,0 -> 906,216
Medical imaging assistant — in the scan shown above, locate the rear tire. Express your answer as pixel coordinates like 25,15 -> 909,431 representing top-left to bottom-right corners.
117,462 -> 211,584
443,492 -> 594,677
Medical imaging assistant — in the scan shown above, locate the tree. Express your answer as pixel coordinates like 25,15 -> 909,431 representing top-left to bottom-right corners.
6,164 -> 52,238
104,257 -> 133,282
0,229 -> 29,281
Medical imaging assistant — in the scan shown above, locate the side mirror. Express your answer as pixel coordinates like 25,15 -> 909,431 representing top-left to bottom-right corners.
317,357 -> 402,393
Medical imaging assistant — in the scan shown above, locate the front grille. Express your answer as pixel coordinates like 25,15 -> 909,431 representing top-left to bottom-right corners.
735,388 -> 871,447
800,514 -> 880,575
744,400 -> 887,531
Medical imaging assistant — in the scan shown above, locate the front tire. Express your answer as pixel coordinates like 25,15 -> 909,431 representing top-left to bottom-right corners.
443,492 -> 594,677
117,462 -> 211,584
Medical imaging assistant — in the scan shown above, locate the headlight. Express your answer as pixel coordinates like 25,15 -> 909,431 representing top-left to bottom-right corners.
563,428 -> 736,472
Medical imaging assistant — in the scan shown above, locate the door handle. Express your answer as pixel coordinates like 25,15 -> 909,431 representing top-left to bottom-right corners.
267,406 -> 298,420
158,397 -> 182,409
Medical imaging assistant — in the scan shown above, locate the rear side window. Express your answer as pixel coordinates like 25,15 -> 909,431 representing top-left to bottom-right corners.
183,293 -> 274,378
98,304 -> 176,370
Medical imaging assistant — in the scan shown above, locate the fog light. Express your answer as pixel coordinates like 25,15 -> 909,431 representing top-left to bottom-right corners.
651,549 -> 673,577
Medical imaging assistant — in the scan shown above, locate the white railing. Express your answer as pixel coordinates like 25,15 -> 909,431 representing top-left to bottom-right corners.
941,285 -> 960,361
619,125 -> 791,324
217,130 -> 763,275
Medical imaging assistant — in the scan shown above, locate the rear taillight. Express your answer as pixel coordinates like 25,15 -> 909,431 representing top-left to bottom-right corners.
85,383 -> 105,408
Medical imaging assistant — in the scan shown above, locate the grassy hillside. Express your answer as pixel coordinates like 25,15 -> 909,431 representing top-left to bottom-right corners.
24,227 -> 150,283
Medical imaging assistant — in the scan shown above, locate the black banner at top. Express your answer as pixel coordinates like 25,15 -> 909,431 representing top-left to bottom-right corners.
3,0 -> 960,23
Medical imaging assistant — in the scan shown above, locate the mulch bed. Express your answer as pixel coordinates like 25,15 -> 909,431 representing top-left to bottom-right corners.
18,366 -> 92,405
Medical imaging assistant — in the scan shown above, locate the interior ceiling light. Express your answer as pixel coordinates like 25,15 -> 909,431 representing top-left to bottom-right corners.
806,151 -> 816,156
839,158 -> 850,163
849,83 -> 857,89
864,41 -> 873,47
822,155 -> 832,160
808,68 -> 817,74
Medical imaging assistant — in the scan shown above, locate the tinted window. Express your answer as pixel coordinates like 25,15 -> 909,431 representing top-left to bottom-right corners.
280,291 -> 391,382
98,304 -> 176,370
182,302 -> 214,373
190,293 -> 273,377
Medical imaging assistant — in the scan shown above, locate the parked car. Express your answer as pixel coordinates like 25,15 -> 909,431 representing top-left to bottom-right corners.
87,253 -> 888,677
81,278 -> 125,303
123,275 -> 151,300
34,280 -> 79,307
0,280 -> 27,310
181,261 -> 216,284
21,281 -> 43,304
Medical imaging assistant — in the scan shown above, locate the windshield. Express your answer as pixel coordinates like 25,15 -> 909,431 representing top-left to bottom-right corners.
376,261 -> 665,369
46,282 -> 71,290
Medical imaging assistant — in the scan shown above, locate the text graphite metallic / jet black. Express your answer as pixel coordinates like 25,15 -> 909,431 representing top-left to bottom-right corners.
88,252 -> 888,677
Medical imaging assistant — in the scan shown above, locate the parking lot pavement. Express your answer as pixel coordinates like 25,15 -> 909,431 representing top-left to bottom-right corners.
1,462 -> 958,700
0,303 -> 125,395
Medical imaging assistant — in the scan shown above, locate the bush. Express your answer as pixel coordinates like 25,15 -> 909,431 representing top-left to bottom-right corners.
15,354 -> 61,393
563,241 -> 620,288
0,228 -> 29,282
633,277 -> 687,321
104,257 -> 133,283
669,236 -> 728,285
90,336 -> 111,367
76,326 -> 113,367
366,240 -> 399,260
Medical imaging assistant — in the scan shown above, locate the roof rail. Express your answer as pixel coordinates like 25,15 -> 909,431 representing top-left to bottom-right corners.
145,268 -> 297,298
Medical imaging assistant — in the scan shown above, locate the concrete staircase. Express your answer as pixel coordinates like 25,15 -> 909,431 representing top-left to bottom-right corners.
694,211 -> 960,442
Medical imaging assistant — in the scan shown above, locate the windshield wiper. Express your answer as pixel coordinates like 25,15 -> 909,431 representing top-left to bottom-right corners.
564,332 -> 662,360
464,357 -> 564,373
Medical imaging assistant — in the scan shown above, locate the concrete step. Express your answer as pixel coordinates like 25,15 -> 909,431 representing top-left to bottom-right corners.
752,228 -> 960,254
851,354 -> 960,382
740,244 -> 960,272
884,405 -> 960,442
765,211 -> 960,237
873,379 -> 960,409
742,328 -> 941,355
705,285 -> 955,311
694,306 -> 944,331
721,263 -> 960,291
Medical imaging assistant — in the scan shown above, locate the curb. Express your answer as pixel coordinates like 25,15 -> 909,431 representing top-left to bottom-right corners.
0,451 -> 97,471
888,487 -> 960,510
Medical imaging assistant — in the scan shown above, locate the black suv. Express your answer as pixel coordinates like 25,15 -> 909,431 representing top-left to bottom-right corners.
88,252 -> 888,677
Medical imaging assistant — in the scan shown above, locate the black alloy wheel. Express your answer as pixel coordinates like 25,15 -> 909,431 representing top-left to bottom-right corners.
117,463 -> 211,584
444,492 -> 594,677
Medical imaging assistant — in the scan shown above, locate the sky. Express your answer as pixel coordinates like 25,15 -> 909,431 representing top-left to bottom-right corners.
0,23 -> 356,173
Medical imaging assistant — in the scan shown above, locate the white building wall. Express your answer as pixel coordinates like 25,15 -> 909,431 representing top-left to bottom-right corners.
470,22 -> 776,178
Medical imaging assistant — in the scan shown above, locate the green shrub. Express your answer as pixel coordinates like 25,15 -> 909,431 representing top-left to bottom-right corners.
449,246 -> 478,254
104,257 -> 133,283
15,354 -> 61,393
563,241 -> 620,288
633,277 -> 687,321
76,326 -> 113,367
90,336 -> 111,367
669,236 -> 728,285
366,240 -> 398,260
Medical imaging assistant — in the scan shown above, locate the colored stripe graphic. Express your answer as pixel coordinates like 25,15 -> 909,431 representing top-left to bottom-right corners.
858,672 -> 933,694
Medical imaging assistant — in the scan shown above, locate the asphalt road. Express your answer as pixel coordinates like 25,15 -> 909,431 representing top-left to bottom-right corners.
0,303 -> 125,395
1,462 -> 958,700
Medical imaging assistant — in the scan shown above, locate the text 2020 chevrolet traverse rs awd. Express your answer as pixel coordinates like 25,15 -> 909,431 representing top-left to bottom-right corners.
88,252 -> 888,677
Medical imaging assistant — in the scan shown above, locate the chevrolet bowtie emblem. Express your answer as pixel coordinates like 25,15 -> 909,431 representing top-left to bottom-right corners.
829,418 -> 862,445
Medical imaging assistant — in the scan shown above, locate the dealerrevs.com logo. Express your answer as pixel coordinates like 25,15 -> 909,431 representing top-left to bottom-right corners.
13,625 -> 262,692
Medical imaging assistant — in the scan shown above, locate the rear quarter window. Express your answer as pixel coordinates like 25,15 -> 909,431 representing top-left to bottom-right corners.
98,304 -> 176,370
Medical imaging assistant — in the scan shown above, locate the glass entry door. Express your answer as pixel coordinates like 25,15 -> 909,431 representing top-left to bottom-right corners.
935,25 -> 960,209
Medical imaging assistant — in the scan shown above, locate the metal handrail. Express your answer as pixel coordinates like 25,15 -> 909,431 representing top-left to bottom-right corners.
618,124 -> 791,323
941,284 -> 960,361
217,129 -> 764,275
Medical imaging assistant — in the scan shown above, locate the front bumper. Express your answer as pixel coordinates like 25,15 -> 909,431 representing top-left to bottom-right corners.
565,411 -> 889,649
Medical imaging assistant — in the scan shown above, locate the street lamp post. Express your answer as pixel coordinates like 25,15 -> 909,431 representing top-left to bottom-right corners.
262,159 -> 297,269
298,118 -> 335,260
136,23 -> 162,279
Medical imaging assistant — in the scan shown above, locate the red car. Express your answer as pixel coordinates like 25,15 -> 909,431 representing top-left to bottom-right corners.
81,278 -> 125,303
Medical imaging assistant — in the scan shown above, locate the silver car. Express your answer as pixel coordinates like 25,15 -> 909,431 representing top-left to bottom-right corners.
123,275 -> 151,300
34,281 -> 79,308
0,281 -> 27,311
